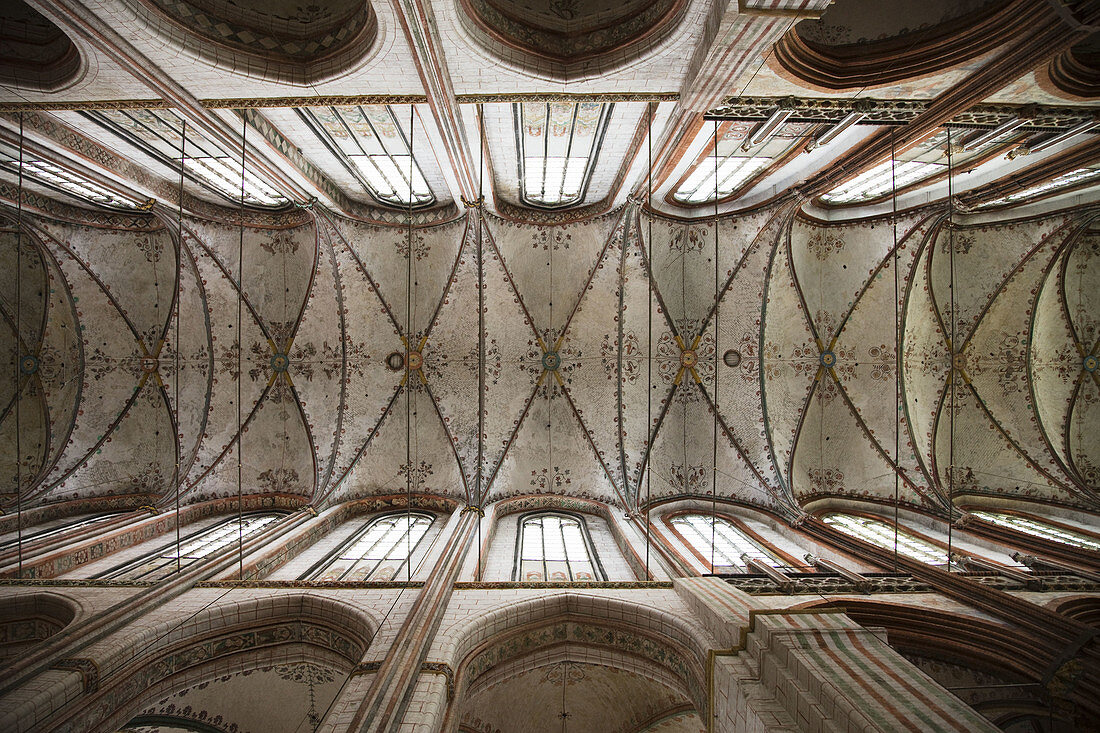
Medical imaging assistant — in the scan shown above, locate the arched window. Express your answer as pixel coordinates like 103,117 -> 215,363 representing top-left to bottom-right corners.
98,512 -> 284,581
668,514 -> 787,572
304,512 -> 433,582
671,120 -> 800,206
81,109 -> 287,207
0,148 -> 137,210
515,102 -> 610,209
301,105 -> 435,208
822,513 -> 949,566
969,511 -> 1100,552
0,512 -> 122,551
515,513 -> 603,582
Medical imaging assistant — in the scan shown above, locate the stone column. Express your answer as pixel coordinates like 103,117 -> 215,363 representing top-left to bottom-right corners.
332,507 -> 478,733
677,577 -> 999,732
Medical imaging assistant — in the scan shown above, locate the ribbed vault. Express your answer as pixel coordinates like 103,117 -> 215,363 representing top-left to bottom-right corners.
3,199 -> 1099,520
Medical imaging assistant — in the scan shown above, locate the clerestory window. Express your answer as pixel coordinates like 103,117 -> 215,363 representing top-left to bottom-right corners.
97,512 -> 284,581
515,101 -> 610,209
0,144 -> 137,210
515,513 -> 603,582
668,514 -> 786,572
301,105 -> 434,208
81,109 -> 287,208
969,511 -> 1100,552
303,512 -> 433,582
822,513 -> 949,566
820,127 -> 1025,206
672,120 -> 802,205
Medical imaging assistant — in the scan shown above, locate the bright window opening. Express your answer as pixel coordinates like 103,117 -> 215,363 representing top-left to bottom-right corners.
970,511 -> 1100,552
303,106 -> 434,208
83,109 -> 286,208
516,102 -> 610,208
100,513 -> 283,581
822,513 -> 949,566
977,166 -> 1100,208
670,514 -> 784,572
673,121 -> 803,205
306,513 -> 433,582
516,513 -> 602,581
820,127 -> 1022,205
0,148 -> 137,210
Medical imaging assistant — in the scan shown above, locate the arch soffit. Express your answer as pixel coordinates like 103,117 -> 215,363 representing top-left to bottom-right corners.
791,598 -> 1052,680
0,589 -> 83,627
441,593 -> 711,721
438,592 -> 713,687
113,0 -> 380,86
0,2 -> 87,93
771,0 -> 1028,92
452,0 -> 690,81
102,592 -> 376,669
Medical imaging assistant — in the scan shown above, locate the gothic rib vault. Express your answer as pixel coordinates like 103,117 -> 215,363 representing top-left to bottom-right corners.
2,196 -> 1098,520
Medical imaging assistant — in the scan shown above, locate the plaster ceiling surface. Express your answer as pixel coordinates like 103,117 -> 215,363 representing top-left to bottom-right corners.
1,0 -> 1100,524
123,662 -> 346,733
3,197 -> 1097,517
459,662 -> 704,733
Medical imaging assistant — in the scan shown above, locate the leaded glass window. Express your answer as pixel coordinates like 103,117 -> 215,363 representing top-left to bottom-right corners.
0,145 -> 137,210
976,165 -> 1100,209
99,513 -> 283,581
820,127 -> 1025,205
669,514 -> 784,572
302,106 -> 434,208
822,513 -> 949,566
970,511 -> 1100,552
0,512 -> 121,551
515,102 -> 610,208
672,121 -> 804,205
81,109 -> 286,207
305,513 -> 433,582
515,513 -> 602,582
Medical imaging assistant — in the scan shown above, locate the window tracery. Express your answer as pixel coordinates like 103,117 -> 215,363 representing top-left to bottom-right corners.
302,106 -> 434,208
303,512 -> 433,582
969,511 -> 1100,552
0,513 -> 122,551
820,127 -> 1025,205
99,513 -> 284,581
515,102 -> 610,209
668,514 -> 786,572
81,109 -> 287,207
822,513 -> 949,566
515,513 -> 602,581
671,121 -> 804,205
0,148 -> 137,210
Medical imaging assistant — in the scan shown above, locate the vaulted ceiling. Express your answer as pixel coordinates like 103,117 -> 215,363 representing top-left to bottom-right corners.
1,0 -> 1099,521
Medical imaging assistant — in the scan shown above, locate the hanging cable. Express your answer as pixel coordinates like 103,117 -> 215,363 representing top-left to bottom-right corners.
476,103 -> 485,581
15,112 -> 23,579
710,119 -> 720,573
176,120 -> 186,573
946,126 -> 956,571
406,103 -> 414,582
237,115 -> 246,577
891,133 -> 903,571
645,101 -> 653,580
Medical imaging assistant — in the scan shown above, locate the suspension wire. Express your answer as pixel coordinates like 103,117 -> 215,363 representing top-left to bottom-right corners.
476,103 -> 485,580
710,118 -> 719,573
406,103 -> 414,582
645,101 -> 653,580
946,126 -> 956,571
176,120 -> 186,573
891,128 -> 900,573
237,115 -> 246,577
15,112 -> 23,578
